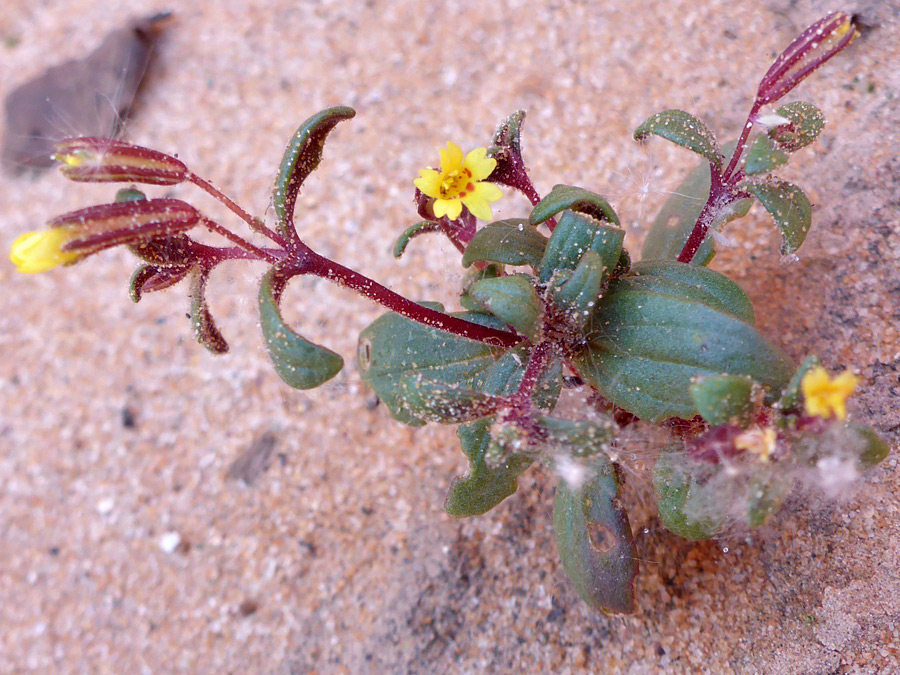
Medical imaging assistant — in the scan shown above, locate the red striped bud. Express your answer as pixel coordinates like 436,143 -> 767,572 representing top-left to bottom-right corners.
757,12 -> 859,106
54,137 -> 188,185
49,198 -> 201,256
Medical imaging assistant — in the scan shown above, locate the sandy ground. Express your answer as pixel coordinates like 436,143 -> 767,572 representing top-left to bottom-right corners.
2,1 -> 899,673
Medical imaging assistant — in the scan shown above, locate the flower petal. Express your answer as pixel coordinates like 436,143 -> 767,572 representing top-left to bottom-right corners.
439,142 -> 464,173
10,229 -> 81,273
433,197 -> 463,221
463,147 -> 497,181
414,169 -> 443,198
461,194 -> 493,222
470,181 -> 503,202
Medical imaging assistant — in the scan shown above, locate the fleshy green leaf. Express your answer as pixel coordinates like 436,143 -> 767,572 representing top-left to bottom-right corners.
653,447 -> 728,540
466,275 -> 543,340
189,267 -> 228,354
393,220 -> 440,258
845,422 -> 890,469
689,374 -> 755,426
641,143 -> 752,265
459,263 -> 503,312
358,306 -> 507,426
273,106 -> 356,235
539,211 -> 625,284
769,101 -> 825,152
744,134 -> 790,175
571,272 -> 793,423
744,178 -> 812,255
259,269 -> 343,389
550,250 -> 606,329
747,473 -> 791,528
634,109 -> 722,167
461,219 -> 547,269
444,418 -> 534,517
778,354 -> 822,413
398,375 -> 502,424
529,184 -> 620,227
628,260 -> 755,323
554,456 -> 638,614
536,414 -> 617,457
482,345 -> 562,412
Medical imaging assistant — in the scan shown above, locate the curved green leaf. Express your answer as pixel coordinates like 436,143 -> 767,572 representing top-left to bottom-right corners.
445,418 -> 533,517
550,250 -> 605,329
190,267 -> 228,354
628,261 -> 755,323
744,134 -> 789,175
529,184 -> 619,227
539,211 -> 625,284
689,374 -> 754,426
748,473 -> 791,528
358,306 -> 507,426
467,275 -> 543,340
259,269 -> 343,389
393,220 -> 440,258
459,263 -> 503,312
398,375 -> 502,424
554,457 -> 637,614
770,101 -> 825,152
634,109 -> 722,167
571,275 -> 793,423
461,219 -> 547,269
482,345 -> 562,412
273,106 -> 356,235
653,448 -> 728,540
641,144 -> 751,265
536,414 -> 617,457
778,354 -> 822,413
744,178 -> 812,255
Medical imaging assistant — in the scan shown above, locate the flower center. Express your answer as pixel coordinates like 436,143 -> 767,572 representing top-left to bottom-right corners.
439,167 -> 474,199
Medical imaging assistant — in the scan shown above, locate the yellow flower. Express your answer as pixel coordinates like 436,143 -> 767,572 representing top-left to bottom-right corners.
801,366 -> 858,420
9,229 -> 81,273
414,142 -> 502,221
735,427 -> 777,462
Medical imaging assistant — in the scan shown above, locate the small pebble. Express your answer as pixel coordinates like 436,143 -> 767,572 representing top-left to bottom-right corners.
159,532 -> 182,554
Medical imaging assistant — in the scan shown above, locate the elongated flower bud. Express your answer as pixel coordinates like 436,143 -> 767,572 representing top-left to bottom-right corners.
756,12 -> 859,106
54,137 -> 188,185
49,198 -> 201,256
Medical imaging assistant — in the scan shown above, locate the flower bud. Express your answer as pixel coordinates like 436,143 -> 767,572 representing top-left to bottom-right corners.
756,12 -> 859,106
54,137 -> 188,185
48,198 -> 202,256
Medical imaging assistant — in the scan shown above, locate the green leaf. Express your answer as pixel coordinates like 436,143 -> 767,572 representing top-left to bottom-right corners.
778,354 -> 822,413
844,422 -> 890,469
744,179 -> 812,255
653,448 -> 728,540
467,275 -> 543,340
571,273 -> 793,423
689,374 -> 755,426
550,250 -> 606,329
539,211 -> 625,284
641,144 -> 752,265
536,414 -> 617,457
273,106 -> 356,236
189,267 -> 228,354
444,418 -> 534,517
398,375 -> 502,424
459,263 -> 503,312
358,306 -> 507,426
482,345 -> 562,411
393,220 -> 440,258
461,219 -> 547,269
747,472 -> 791,528
769,101 -> 825,152
634,109 -> 722,167
554,456 -> 637,613
259,269 -> 343,389
529,184 -> 620,227
744,134 -> 789,175
628,261 -> 755,323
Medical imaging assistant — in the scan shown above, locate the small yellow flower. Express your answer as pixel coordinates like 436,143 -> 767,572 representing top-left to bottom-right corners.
414,142 -> 502,221
9,229 -> 81,274
801,365 -> 858,420
735,427 -> 777,462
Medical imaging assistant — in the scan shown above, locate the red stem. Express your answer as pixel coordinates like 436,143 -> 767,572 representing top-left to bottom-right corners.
188,173 -> 289,247
200,217 -> 282,265
304,252 -> 523,348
